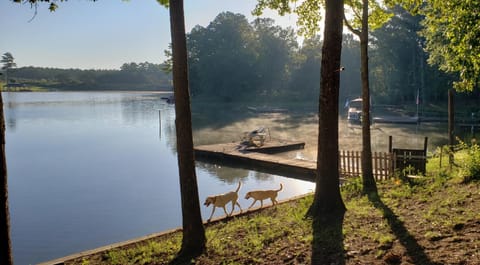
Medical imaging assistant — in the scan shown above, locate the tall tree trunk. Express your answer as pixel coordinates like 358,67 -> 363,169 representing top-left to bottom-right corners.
307,0 -> 346,219
168,0 -> 206,261
308,3 -> 347,264
360,0 -> 378,195
0,91 -> 13,265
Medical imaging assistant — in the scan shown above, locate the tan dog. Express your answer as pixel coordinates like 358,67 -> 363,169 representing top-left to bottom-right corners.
245,183 -> 283,210
204,182 -> 242,221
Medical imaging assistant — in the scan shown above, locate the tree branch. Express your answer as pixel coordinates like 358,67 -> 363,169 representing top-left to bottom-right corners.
343,12 -> 361,36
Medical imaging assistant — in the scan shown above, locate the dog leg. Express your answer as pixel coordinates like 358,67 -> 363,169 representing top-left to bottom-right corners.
260,200 -> 264,208
222,206 -> 229,216
230,200 -> 242,215
236,201 -> 242,213
271,198 -> 277,205
208,206 -> 216,221
248,200 -> 257,210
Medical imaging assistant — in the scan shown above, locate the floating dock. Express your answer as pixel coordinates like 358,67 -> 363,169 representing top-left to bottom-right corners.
194,140 -> 316,181
372,116 -> 419,124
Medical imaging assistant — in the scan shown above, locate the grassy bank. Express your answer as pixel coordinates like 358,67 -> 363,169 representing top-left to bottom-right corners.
61,144 -> 480,265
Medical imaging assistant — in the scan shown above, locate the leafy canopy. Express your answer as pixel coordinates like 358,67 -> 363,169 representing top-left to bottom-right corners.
253,0 -> 324,37
390,0 -> 480,91
254,0 -> 391,37
11,0 -> 169,11
1,53 -> 16,70
344,0 -> 392,35
12,0 -> 81,12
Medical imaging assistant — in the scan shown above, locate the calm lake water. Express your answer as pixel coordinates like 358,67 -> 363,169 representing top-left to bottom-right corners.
3,92 -> 316,265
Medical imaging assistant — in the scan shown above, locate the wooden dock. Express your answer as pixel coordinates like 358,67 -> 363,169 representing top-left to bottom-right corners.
194,140 -> 317,181
195,140 -> 395,181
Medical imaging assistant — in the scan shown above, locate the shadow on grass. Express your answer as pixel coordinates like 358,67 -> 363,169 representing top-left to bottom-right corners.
367,193 -> 442,265
311,212 -> 346,265
168,249 -> 202,265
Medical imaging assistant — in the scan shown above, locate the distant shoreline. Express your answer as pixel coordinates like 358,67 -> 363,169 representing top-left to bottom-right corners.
1,89 -> 173,94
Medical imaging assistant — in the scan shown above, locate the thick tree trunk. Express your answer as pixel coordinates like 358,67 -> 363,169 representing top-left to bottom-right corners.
169,0 -> 206,260
308,2 -> 347,262
307,0 -> 346,219
360,0 -> 378,195
0,91 -> 13,265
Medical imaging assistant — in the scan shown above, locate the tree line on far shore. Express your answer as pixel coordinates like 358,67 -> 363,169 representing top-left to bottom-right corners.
182,8 -> 478,106
4,62 -> 172,91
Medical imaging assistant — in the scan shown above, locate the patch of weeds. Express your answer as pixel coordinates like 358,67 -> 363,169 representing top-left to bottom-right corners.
104,250 -> 128,265
456,139 -> 480,183
345,196 -> 374,218
375,249 -> 386,259
385,182 -> 415,200
378,234 -> 394,246
341,177 -> 363,199
424,231 -> 445,241
103,237 -> 179,265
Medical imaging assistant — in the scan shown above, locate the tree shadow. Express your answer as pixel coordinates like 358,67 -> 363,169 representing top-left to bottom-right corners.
367,193 -> 442,265
168,249 -> 202,265
311,212 -> 346,265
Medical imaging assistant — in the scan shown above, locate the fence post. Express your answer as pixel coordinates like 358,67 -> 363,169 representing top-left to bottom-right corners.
448,89 -> 454,170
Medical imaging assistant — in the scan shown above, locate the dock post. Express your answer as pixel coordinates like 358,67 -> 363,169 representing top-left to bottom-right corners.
159,109 -> 162,139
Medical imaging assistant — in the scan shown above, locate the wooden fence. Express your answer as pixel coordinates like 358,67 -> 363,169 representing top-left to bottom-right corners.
339,150 -> 394,180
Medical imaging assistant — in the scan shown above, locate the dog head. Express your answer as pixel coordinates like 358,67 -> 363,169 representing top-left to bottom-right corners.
204,196 -> 215,207
244,192 -> 252,200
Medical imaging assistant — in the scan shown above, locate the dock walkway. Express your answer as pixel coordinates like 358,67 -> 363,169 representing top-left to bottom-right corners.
194,140 -> 316,181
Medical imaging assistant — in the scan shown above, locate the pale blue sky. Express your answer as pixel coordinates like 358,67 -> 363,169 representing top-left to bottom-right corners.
0,0 -> 298,70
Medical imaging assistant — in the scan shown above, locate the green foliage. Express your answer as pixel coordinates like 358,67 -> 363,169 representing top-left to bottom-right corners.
186,12 -> 302,102
156,0 -> 168,7
341,177 -> 364,199
344,0 -> 393,35
370,6 -> 457,104
392,0 -> 480,91
420,0 -> 480,91
103,236 -> 180,265
253,0 -> 324,37
11,0 -> 104,12
254,0 -> 392,37
1,52 -> 16,71
456,139 -> 480,183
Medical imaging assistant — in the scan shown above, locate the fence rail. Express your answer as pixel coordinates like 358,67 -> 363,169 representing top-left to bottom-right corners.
339,150 -> 394,180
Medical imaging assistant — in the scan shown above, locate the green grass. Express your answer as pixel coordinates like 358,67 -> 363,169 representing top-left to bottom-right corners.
67,149 -> 480,265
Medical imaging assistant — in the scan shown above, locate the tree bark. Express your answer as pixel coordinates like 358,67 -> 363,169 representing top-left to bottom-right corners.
307,0 -> 346,219
168,0 -> 206,260
307,2 -> 347,262
360,0 -> 378,195
0,91 -> 13,265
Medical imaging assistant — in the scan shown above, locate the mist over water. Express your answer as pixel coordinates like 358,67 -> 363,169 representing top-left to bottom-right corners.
3,92 -> 315,265
4,91 -> 475,264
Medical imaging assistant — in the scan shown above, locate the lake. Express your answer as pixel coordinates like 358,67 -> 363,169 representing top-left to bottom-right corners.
4,91 -> 475,265
3,92 -> 316,265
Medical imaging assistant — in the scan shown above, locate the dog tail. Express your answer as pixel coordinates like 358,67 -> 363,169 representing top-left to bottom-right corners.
276,183 -> 283,192
235,181 -> 241,192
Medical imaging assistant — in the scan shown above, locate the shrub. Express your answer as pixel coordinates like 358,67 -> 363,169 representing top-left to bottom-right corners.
457,139 -> 480,183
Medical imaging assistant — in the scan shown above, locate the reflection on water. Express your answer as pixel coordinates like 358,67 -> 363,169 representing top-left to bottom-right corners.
2,92 -> 315,265
3,92 -> 475,264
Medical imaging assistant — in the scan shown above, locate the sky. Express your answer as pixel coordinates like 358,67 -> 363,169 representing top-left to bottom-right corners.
0,0 -> 299,70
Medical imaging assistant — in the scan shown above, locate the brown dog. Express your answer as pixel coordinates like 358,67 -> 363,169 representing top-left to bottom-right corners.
245,183 -> 283,210
204,182 -> 242,221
